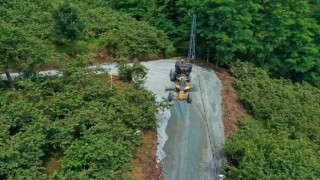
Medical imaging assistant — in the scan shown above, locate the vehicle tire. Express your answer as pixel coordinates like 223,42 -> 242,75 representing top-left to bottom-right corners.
170,69 -> 176,81
187,75 -> 191,82
168,92 -> 174,102
187,93 -> 192,103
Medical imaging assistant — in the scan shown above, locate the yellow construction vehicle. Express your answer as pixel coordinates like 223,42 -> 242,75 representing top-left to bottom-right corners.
170,59 -> 192,82
167,74 -> 192,103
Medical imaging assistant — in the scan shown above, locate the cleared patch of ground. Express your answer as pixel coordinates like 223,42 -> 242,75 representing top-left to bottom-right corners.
128,129 -> 163,180
93,51 -> 113,64
43,151 -> 63,178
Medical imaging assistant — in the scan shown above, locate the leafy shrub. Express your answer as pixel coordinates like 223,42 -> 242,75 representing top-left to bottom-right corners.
98,13 -> 175,58
225,120 -> 320,179
66,2 -> 175,58
2,0 -> 175,61
116,58 -> 148,87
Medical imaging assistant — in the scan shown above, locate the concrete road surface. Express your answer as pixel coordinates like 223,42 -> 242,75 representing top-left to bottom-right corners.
142,60 -> 225,180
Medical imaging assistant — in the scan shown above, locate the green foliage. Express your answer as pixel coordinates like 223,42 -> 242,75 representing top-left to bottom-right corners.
52,2 -> 84,42
52,0 -> 175,58
116,58 -> 148,87
152,0 -> 195,53
0,1 -> 55,39
109,0 -> 156,21
0,80 -> 4,91
3,0 -> 320,85
0,60 -> 161,178
1,0 -> 174,60
230,61 -> 269,81
140,0 -> 320,85
0,1 -> 174,179
98,13 -> 175,58
309,0 -> 320,23
225,120 -> 320,179
0,20 -> 49,86
52,1 -> 85,56
62,122 -> 134,178
225,62 -> 320,179
0,96 -> 49,179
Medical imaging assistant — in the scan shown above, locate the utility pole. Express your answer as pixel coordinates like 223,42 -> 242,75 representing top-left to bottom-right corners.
188,14 -> 196,62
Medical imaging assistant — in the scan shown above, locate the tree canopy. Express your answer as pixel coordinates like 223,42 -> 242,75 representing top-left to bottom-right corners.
224,62 -> 320,179
52,2 -> 84,42
0,21 -> 48,87
119,0 -> 320,85
0,59 -> 161,179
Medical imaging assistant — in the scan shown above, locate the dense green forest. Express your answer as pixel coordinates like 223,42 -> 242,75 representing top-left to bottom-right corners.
109,0 -> 320,86
1,0 -> 320,179
224,62 -> 320,179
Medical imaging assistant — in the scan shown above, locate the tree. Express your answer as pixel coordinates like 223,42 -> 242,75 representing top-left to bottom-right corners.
99,14 -> 175,59
309,0 -> 320,23
153,0 -> 197,53
52,1 -> 84,56
251,0 -> 320,85
0,21 -> 47,87
109,0 -> 156,21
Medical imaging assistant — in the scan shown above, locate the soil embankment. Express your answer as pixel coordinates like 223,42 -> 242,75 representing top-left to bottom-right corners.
128,129 -> 163,180
215,68 -> 248,139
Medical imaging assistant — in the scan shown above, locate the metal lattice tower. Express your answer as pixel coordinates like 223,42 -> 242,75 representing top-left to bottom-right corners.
188,14 -> 196,62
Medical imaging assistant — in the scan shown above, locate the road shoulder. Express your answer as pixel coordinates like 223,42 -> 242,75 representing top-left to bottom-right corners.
128,128 -> 163,180
214,68 -> 249,139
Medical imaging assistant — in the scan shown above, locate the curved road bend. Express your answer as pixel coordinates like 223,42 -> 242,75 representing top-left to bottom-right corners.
142,60 -> 225,180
